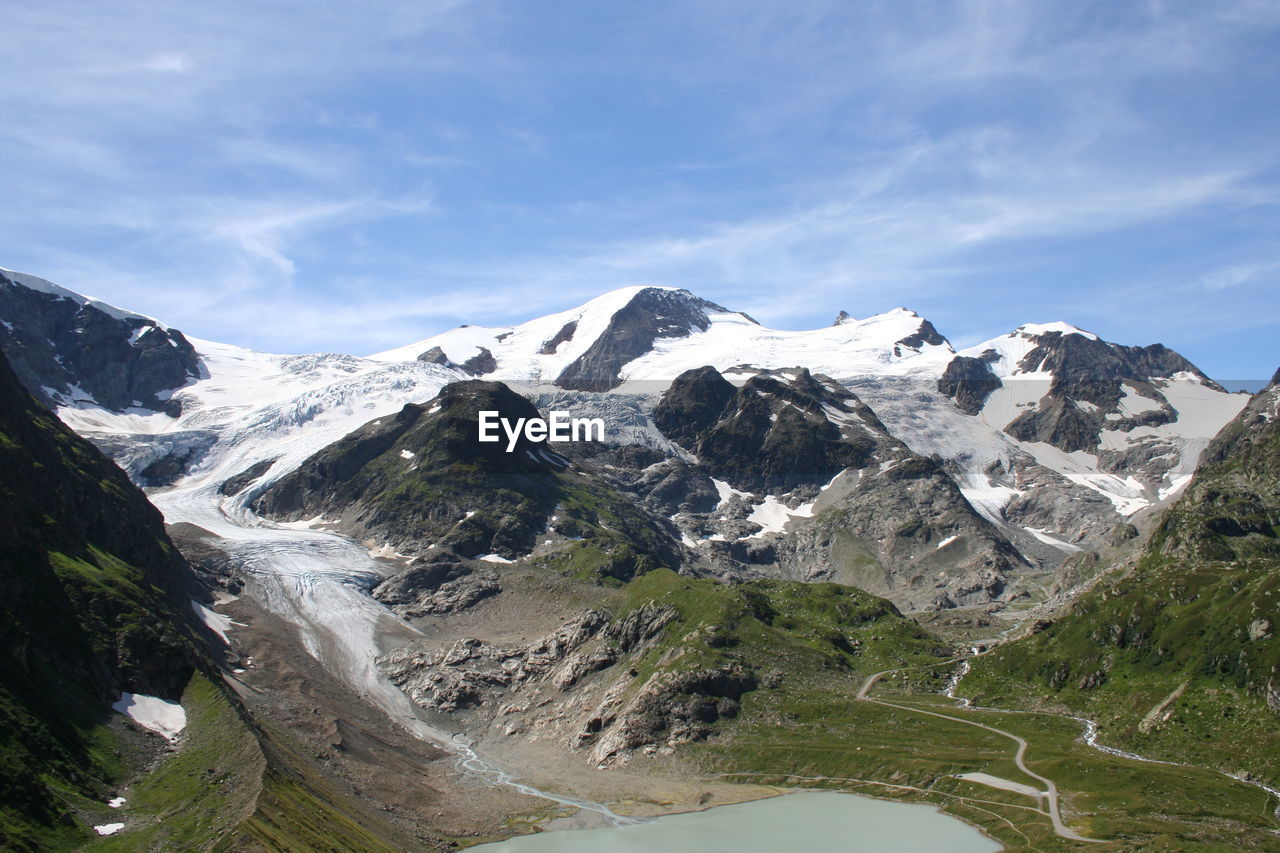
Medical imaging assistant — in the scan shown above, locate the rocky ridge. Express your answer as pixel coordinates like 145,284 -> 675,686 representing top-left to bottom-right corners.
0,269 -> 201,415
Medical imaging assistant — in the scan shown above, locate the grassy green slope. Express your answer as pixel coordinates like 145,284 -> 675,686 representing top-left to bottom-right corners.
613,569 -> 949,683
962,380 -> 1280,785
0,348 -> 201,851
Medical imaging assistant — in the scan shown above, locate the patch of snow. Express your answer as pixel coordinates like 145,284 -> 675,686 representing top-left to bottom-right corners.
94,823 -> 125,836
127,326 -> 156,346
743,494 -> 817,537
959,476 -> 1024,525
112,693 -> 186,741
1115,384 -> 1164,417
274,515 -> 337,530
399,448 -> 415,459
1159,473 -> 1193,501
711,478 -> 748,510
1024,527 -> 1083,553
108,797 -> 126,808
936,535 -> 959,550
367,542 -> 409,560
622,306 -> 953,384
746,496 -> 793,536
477,554 -> 515,564
191,600 -> 243,645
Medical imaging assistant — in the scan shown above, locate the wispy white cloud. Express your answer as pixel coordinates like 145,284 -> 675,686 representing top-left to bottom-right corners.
138,52 -> 190,74
0,0 -> 1275,371
1201,262 -> 1280,291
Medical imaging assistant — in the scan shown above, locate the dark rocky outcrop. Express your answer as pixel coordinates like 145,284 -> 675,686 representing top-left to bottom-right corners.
218,458 -> 277,497
371,551 -> 501,617
556,288 -> 744,391
998,331 -> 1214,453
893,318 -> 947,355
1004,396 -> 1103,453
415,345 -> 452,366
539,320 -> 579,355
655,366 -> 879,493
416,344 -> 497,376
1018,332 -> 1220,408
652,365 -> 737,450
460,347 -> 497,375
938,353 -> 1002,415
0,270 -> 201,415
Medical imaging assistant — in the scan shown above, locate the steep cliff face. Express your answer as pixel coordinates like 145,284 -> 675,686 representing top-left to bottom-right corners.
937,353 -> 1002,415
0,269 -> 201,415
0,349 -> 200,847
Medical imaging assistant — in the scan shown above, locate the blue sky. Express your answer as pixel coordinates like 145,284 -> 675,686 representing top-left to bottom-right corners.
1,0 -> 1277,380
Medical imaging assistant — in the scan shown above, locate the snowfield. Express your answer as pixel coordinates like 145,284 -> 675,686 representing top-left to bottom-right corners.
112,693 -> 187,741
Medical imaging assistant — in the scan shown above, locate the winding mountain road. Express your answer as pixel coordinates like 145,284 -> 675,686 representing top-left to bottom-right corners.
858,667 -> 1107,845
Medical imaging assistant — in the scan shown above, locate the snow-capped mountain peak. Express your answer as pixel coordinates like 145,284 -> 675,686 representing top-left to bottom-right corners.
369,286 -> 743,387
1,266 -> 168,327
372,287 -> 953,389
1013,321 -> 1098,341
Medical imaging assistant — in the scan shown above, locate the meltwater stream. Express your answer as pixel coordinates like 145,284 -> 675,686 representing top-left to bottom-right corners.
153,480 -> 640,827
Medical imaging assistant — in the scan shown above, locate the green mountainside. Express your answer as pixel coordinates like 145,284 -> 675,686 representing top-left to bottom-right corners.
0,349 -> 202,849
255,379 -> 681,583
963,375 -> 1280,784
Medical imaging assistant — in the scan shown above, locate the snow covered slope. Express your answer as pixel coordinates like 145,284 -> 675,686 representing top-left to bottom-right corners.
908,321 -> 1248,552
371,286 -> 955,388
0,268 -> 1249,571
369,290 -> 1243,546
59,336 -> 466,498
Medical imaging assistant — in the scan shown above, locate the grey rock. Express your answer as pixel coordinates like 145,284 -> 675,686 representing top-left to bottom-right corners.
556,288 -> 744,391
0,270 -> 201,415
